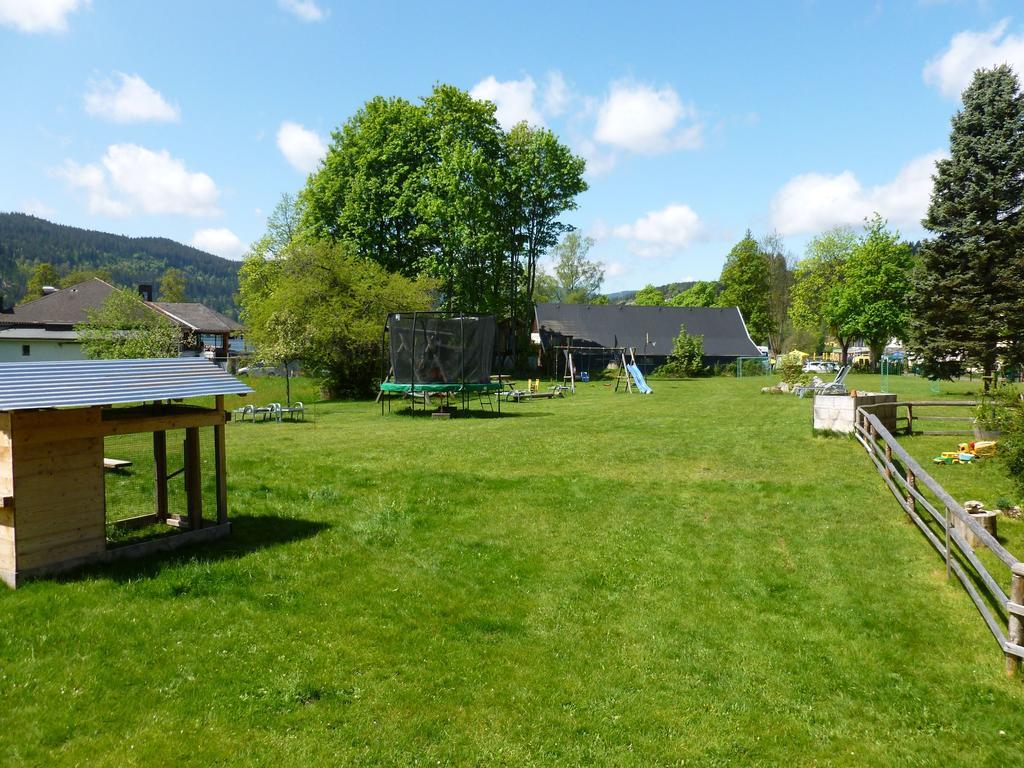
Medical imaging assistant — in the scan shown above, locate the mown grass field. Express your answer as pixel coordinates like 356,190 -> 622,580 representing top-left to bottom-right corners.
2,372 -> 1023,766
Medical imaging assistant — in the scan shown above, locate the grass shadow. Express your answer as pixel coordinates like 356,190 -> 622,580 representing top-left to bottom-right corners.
58,514 -> 331,584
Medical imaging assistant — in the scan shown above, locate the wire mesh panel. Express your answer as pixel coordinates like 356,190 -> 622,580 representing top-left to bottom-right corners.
388,314 -> 496,385
104,427 -> 218,542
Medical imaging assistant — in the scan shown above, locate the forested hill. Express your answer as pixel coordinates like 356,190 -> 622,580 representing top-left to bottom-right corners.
0,213 -> 242,315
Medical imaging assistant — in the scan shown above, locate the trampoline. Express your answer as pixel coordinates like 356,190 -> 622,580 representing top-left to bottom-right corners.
379,312 -> 504,415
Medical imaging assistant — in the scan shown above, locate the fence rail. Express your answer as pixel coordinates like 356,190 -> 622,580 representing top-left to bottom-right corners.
854,401 -> 1024,676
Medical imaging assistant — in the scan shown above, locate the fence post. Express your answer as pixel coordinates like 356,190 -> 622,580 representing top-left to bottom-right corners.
906,469 -> 916,514
884,441 -> 893,481
1008,563 -> 1024,678
945,508 -> 951,580
906,404 -> 914,435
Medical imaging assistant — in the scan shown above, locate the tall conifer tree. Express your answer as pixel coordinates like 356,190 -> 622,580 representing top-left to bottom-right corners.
909,65 -> 1024,378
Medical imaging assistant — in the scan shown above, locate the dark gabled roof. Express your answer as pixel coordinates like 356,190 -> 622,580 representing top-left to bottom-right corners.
534,303 -> 762,359
148,302 -> 243,334
3,278 -> 116,327
0,279 -> 243,335
0,357 -> 252,411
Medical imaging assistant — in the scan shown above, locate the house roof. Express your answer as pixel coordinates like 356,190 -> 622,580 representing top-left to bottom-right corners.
149,302 -> 244,334
0,278 -> 243,335
0,328 -> 79,341
0,357 -> 252,411
3,278 -> 116,327
533,303 -> 762,359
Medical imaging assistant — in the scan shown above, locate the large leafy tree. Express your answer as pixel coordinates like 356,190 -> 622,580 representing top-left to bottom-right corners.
669,280 -> 718,307
760,231 -> 794,354
631,284 -> 666,306
240,240 -> 436,397
790,226 -> 858,363
547,233 -> 603,303
838,215 -> 914,363
297,85 -> 585,338
75,289 -> 182,359
24,262 -> 60,300
503,124 -> 587,337
158,267 -> 188,302
908,65 -> 1024,378
718,231 -> 771,344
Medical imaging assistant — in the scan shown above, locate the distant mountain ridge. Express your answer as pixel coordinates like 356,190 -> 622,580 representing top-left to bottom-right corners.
0,213 -> 242,316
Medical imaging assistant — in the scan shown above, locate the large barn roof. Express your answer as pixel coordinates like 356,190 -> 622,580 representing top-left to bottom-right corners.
0,358 -> 252,411
534,303 -> 762,359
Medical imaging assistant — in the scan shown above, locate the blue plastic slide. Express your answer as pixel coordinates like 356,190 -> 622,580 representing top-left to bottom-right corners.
626,363 -> 653,394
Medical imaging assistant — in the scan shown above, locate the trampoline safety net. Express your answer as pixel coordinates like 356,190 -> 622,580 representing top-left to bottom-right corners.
388,314 -> 496,385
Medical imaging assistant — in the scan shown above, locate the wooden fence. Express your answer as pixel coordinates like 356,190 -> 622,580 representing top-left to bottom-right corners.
854,401 -> 1024,676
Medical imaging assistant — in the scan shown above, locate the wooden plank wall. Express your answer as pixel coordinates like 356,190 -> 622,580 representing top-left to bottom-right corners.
9,408 -> 106,572
0,413 -> 14,578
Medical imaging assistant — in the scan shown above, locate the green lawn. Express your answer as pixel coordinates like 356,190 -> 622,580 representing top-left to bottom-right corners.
2,373 -> 1023,766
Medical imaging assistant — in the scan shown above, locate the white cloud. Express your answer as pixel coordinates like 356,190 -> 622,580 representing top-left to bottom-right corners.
769,151 -> 945,236
21,199 -> 56,219
605,261 -> 626,278
594,81 -> 702,154
924,19 -> 1024,99
277,121 -> 327,173
84,73 -> 179,123
543,71 -> 571,116
192,228 -> 246,260
578,139 -> 617,178
59,144 -> 220,217
278,0 -> 325,22
612,203 -> 704,256
470,75 -> 543,129
0,0 -> 86,33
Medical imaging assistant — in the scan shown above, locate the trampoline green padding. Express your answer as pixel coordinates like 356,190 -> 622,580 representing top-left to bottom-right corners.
380,381 -> 502,394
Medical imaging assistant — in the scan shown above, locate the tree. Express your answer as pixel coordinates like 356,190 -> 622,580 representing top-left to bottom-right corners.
502,124 -> 587,346
669,281 -> 718,307
789,226 -> 858,364
631,284 -> 666,306
908,65 -> 1024,379
25,262 -> 60,299
549,233 -> 603,303
718,232 -> 771,344
661,329 -> 704,376
159,267 -> 188,302
298,85 -> 586,335
61,268 -> 112,287
239,240 -> 436,397
75,288 -> 182,359
839,215 -> 914,363
760,231 -> 794,354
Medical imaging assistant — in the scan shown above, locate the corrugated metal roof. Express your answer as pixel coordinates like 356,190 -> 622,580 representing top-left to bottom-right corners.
0,358 -> 253,411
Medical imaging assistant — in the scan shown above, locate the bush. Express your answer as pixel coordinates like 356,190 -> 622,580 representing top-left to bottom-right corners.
658,329 -> 704,377
776,351 -> 805,385
975,385 -> 1024,497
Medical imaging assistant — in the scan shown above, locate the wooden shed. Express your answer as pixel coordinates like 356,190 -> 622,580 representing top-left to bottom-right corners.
0,358 -> 252,587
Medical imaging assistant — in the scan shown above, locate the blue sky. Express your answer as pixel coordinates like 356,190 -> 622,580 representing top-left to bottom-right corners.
1,1 -> 1022,291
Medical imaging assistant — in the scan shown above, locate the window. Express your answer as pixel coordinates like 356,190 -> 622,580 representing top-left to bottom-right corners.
21,345 -> 30,357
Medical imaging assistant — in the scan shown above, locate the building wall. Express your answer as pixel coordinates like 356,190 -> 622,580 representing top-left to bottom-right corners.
0,413 -> 13,580
3,408 -> 106,582
0,339 -> 85,362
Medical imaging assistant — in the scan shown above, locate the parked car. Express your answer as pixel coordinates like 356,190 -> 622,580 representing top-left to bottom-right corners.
237,362 -> 285,377
803,360 -> 836,374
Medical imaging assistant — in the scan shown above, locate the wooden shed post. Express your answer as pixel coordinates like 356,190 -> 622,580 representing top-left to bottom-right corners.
1008,563 -> 1024,678
153,430 -> 168,523
184,427 -> 203,529
214,395 -> 227,525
